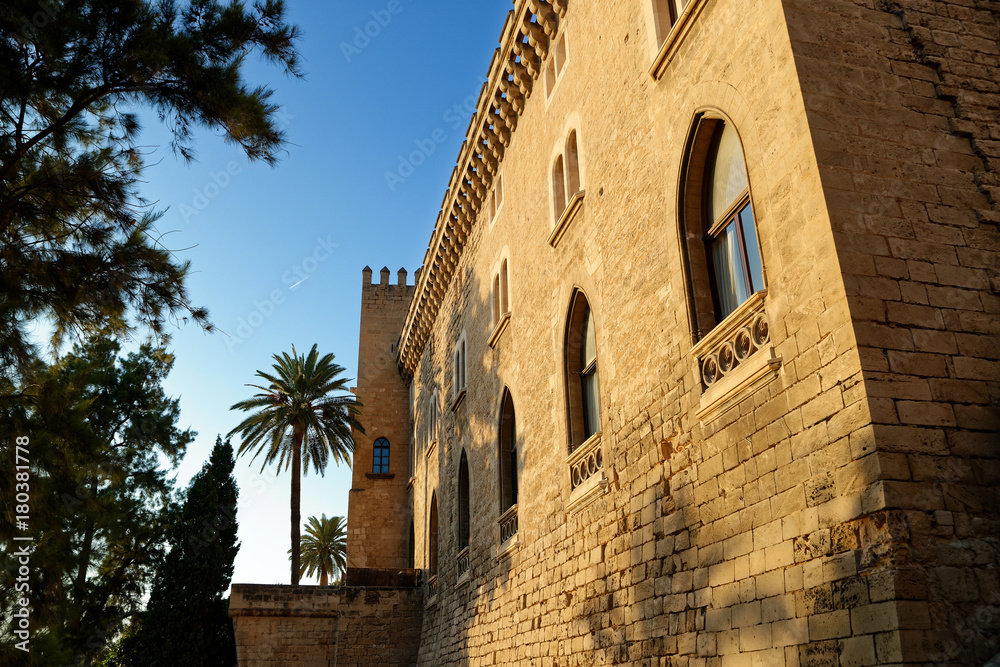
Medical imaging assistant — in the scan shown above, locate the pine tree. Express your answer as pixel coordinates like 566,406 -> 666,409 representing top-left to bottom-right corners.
0,0 -> 302,376
111,436 -> 240,667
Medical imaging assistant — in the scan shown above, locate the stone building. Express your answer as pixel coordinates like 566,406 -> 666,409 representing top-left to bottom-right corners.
230,0 -> 1000,664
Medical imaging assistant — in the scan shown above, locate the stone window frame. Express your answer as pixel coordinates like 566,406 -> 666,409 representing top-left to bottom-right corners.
451,332 -> 468,410
487,171 -> 505,231
548,126 -> 586,247
489,249 -> 512,348
678,110 -> 781,421
645,0 -> 709,79
544,30 -> 569,100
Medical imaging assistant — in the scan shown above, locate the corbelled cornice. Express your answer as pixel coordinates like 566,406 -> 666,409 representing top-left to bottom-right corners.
397,0 -> 567,376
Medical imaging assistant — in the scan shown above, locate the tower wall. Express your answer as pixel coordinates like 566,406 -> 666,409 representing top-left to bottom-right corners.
345,266 -> 415,570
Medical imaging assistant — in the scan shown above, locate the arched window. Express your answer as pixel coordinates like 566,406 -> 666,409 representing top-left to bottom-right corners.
551,130 -> 584,229
682,116 -> 765,335
428,492 -> 438,575
458,450 -> 470,549
498,389 -> 518,513
566,290 -> 601,451
372,437 -> 390,474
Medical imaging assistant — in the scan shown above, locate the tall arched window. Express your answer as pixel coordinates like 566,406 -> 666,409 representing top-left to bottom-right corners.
566,290 -> 601,451
372,437 -> 390,474
428,492 -> 438,576
681,116 -> 765,336
498,389 -> 518,513
458,450 -> 470,550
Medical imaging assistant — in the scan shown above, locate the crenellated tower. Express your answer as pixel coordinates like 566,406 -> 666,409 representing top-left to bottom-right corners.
345,266 -> 416,570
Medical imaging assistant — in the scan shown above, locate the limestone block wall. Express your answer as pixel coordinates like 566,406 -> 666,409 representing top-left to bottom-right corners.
376,0 -> 1000,665
229,584 -> 422,667
784,0 -> 1000,662
396,0 -> 908,664
346,268 -> 416,570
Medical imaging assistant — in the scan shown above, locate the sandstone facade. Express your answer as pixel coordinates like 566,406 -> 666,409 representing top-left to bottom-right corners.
235,0 -> 999,664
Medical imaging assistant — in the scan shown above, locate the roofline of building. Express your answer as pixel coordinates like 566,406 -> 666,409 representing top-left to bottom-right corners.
396,0 -> 568,377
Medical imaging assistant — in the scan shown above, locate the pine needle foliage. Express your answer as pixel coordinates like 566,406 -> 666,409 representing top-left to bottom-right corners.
0,0 -> 302,376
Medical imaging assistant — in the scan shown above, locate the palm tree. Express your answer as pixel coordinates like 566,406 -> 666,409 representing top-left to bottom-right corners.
291,514 -> 347,585
228,344 -> 362,585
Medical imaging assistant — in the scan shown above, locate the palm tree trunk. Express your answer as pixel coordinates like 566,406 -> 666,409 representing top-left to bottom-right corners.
291,428 -> 303,585
320,563 -> 328,586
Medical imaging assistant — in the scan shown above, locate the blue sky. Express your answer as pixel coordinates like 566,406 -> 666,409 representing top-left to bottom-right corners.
134,1 -> 511,585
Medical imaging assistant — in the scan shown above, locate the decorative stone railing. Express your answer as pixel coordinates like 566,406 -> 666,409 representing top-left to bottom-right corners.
426,574 -> 438,606
567,432 -> 608,511
691,291 -> 781,421
569,432 -> 603,491
498,504 -> 518,547
396,0 -> 569,376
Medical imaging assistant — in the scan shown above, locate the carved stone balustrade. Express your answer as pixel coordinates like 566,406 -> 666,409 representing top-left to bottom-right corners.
692,291 -> 782,421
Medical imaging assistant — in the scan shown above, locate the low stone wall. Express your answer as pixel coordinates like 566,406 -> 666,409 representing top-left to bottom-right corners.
229,584 -> 423,667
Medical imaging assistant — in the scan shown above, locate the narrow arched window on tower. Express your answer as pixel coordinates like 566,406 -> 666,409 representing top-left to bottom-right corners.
372,437 -> 390,474
458,450 -> 470,550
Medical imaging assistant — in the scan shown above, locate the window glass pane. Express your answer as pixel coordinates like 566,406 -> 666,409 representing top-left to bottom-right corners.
711,221 -> 749,319
709,124 -> 749,224
739,204 -> 764,293
583,369 -> 600,439
509,416 -> 518,505
582,307 -> 597,369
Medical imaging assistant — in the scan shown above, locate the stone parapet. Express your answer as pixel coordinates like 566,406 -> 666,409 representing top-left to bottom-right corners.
230,584 -> 423,667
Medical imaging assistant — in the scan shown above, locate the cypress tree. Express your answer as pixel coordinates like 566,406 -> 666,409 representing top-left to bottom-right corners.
112,436 -> 240,666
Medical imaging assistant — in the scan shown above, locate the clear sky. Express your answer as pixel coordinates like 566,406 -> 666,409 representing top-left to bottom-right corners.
134,0 -> 512,586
